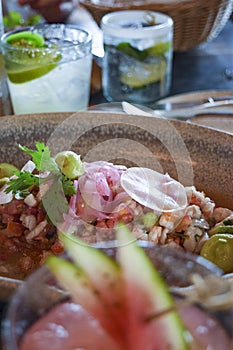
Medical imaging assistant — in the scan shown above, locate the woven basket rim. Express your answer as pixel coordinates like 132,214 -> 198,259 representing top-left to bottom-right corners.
80,0 -> 233,51
80,0 -> 228,10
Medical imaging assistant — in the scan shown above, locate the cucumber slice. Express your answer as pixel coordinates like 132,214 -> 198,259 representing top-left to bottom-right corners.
200,234 -> 233,273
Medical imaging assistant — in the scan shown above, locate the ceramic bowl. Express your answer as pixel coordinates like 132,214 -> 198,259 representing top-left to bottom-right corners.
0,111 -> 233,298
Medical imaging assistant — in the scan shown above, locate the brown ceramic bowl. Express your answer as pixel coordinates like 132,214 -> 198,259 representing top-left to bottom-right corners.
0,111 -> 233,298
1,111 -> 232,208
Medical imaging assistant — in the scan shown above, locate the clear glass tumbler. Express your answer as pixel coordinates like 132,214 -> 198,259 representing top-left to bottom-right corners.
101,10 -> 173,107
1,24 -> 92,114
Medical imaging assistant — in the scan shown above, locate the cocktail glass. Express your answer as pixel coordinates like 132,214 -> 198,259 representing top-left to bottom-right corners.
101,10 -> 173,108
2,242 -> 233,349
0,24 -> 92,114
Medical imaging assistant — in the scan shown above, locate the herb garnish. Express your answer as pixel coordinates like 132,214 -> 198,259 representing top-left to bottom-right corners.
5,143 -> 77,225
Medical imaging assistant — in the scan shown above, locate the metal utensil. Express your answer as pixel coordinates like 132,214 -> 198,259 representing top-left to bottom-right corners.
122,100 -> 233,120
155,95 -> 233,110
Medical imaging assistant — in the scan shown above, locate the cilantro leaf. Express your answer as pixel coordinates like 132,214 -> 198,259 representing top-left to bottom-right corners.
42,176 -> 69,224
5,171 -> 40,198
4,143 -> 78,225
62,175 -> 77,196
19,143 -> 58,173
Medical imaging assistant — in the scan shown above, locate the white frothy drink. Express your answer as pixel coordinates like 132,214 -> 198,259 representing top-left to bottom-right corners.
8,55 -> 92,114
1,24 -> 92,115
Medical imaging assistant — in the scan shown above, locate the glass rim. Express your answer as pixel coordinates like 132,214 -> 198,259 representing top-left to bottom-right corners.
101,10 -> 173,39
1,23 -> 92,52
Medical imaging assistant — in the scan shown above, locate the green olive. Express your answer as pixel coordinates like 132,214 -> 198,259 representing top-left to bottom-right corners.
200,234 -> 233,273
55,151 -> 85,179
0,163 -> 18,179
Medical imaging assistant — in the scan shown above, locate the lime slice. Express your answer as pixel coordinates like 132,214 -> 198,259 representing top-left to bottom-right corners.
7,63 -> 58,84
200,234 -> 233,273
6,31 -> 45,48
116,42 -> 148,61
147,42 -> 171,56
5,47 -> 62,84
121,59 -> 166,88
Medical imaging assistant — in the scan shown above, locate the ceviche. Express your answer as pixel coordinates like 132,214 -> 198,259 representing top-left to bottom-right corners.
0,142 -> 232,279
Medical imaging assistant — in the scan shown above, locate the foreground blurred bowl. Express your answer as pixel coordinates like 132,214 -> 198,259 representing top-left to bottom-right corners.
3,241 -> 233,350
80,0 -> 233,51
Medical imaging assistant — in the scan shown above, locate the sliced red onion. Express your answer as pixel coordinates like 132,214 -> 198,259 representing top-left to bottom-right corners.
120,167 -> 188,212
21,160 -> 36,173
78,161 -> 128,216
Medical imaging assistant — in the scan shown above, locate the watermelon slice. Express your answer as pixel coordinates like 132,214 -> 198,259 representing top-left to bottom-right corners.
116,223 -> 188,349
46,250 -> 125,346
46,228 -> 189,349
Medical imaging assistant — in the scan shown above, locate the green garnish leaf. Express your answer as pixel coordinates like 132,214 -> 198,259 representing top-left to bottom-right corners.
62,175 -> 77,196
42,176 -> 69,224
19,143 -> 58,173
4,142 -> 78,225
5,170 -> 40,198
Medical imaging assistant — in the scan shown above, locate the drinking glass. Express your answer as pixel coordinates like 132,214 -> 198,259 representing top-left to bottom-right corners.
2,242 -> 233,349
101,10 -> 173,108
0,24 -> 92,114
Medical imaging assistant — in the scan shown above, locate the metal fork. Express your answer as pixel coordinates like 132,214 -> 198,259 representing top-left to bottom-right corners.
122,100 -> 233,120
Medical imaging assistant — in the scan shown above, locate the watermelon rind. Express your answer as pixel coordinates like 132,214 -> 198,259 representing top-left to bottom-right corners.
116,222 -> 189,350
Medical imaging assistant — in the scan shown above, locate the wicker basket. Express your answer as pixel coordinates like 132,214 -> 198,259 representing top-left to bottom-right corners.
80,0 -> 233,51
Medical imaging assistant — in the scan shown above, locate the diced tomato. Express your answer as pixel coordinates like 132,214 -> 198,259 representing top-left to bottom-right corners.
5,200 -> 24,215
1,212 -> 15,224
106,218 -> 116,228
115,206 -> 134,224
0,230 -> 7,244
6,221 -> 25,237
51,240 -> 64,255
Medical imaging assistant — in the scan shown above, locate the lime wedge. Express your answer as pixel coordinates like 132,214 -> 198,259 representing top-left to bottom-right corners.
4,45 -> 62,83
7,63 -> 58,84
116,42 -> 148,61
147,42 -> 171,56
121,59 -> 167,88
6,31 -> 45,48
